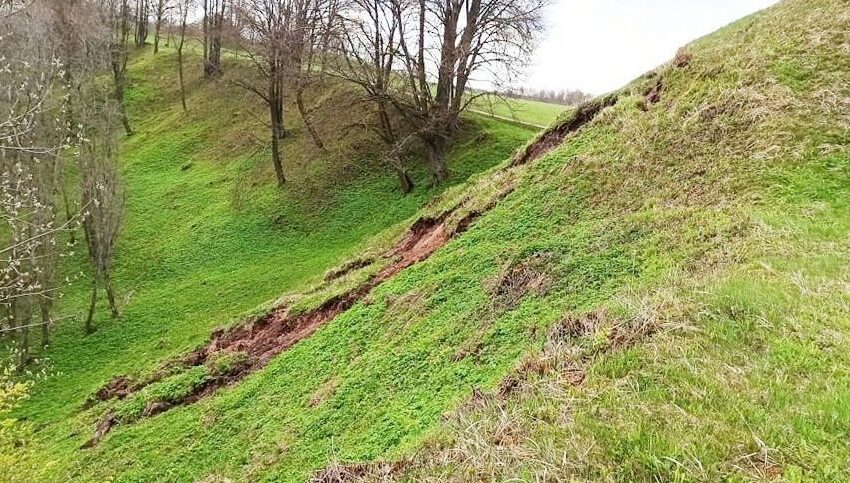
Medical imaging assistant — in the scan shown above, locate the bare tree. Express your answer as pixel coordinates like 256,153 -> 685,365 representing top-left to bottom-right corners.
153,0 -> 173,53
202,0 -> 227,78
58,0 -> 127,335
229,0 -> 336,187
176,0 -> 194,111
290,0 -> 339,152
2,0 -> 126,345
78,89 -> 125,334
51,0 -> 131,342
102,0 -> 135,136
332,0 -> 414,192
134,0 -> 150,46
336,0 -> 549,184
231,0 -> 288,186
0,1 -> 77,360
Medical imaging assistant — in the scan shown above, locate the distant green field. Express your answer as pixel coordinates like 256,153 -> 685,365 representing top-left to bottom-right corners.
469,96 -> 569,128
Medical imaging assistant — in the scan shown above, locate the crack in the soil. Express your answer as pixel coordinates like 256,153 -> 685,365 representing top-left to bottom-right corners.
83,93 -> 620,448
511,93 -> 619,167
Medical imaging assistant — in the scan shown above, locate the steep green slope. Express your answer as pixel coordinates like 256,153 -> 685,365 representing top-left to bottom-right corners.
16,48 -> 534,480
341,1 -> 850,481
21,0 -> 850,480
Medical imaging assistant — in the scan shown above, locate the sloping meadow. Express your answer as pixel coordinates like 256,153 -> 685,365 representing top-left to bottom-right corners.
17,47 -> 535,480
23,0 -> 850,480
327,1 -> 850,481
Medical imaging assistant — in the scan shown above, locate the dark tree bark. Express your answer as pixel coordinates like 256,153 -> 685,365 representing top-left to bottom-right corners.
135,0 -> 149,46
390,153 -> 413,194
40,300 -> 50,348
153,0 -> 168,54
111,0 -> 133,135
112,60 -> 133,136
177,45 -> 187,111
425,135 -> 449,184
337,0 -> 547,185
85,278 -> 97,334
177,0 -> 190,111
268,59 -> 286,186
105,274 -> 119,318
202,0 -> 225,78
60,173 -> 76,245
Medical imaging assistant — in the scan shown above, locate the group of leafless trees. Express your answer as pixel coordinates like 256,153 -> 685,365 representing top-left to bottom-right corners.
157,0 -> 550,191
95,0 -> 551,191
0,0 -> 550,362
329,0 -> 549,191
1,1 -> 130,362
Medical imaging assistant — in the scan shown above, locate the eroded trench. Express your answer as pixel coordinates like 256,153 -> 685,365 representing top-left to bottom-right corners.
82,93 -> 621,448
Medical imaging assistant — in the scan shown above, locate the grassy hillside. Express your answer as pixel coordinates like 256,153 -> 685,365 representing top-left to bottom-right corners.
15,48 -> 534,480
17,0 -> 850,481
345,1 -> 850,480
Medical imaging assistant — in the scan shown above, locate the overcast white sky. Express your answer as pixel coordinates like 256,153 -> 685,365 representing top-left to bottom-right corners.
525,0 -> 779,94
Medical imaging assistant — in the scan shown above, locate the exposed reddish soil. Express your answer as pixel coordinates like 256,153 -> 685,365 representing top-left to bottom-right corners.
85,376 -> 133,407
511,93 -> 619,167
323,257 -> 375,283
645,78 -> 663,104
80,411 -> 117,449
85,212 -> 466,444
191,213 -> 452,368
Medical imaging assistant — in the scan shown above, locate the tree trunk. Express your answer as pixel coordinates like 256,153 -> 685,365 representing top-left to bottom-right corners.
390,153 -> 413,194
203,0 -> 223,79
61,177 -> 75,245
269,105 -> 286,187
295,88 -> 324,151
111,63 -> 133,136
85,278 -> 98,334
105,274 -> 119,318
116,81 -> 133,136
135,0 -> 148,47
153,18 -> 161,53
426,136 -> 449,183
40,300 -> 50,348
202,0 -> 208,65
395,167 -> 414,195
178,46 -> 187,112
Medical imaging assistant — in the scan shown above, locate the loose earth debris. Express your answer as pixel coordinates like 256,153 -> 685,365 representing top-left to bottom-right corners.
645,78 -> 664,104
323,257 -> 375,283
310,461 -> 409,483
83,376 -> 133,408
84,208 -> 476,443
511,93 -> 619,167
